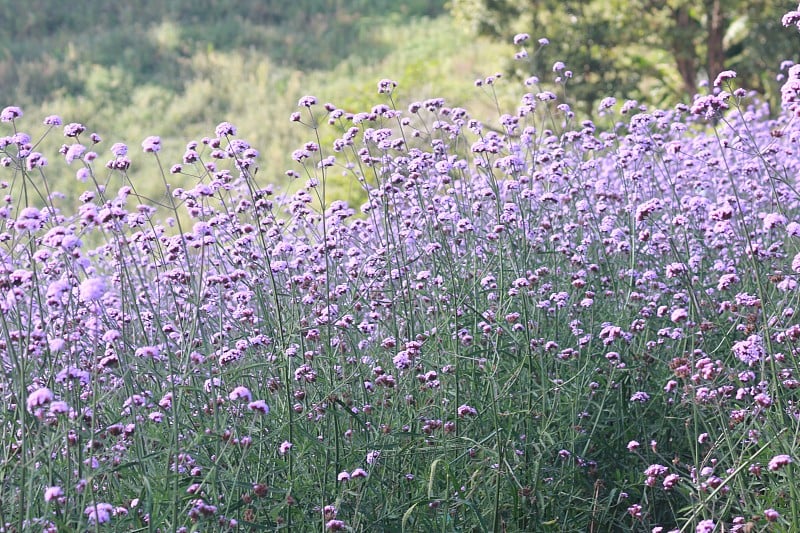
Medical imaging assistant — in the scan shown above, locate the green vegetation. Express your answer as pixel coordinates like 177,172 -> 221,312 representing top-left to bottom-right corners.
1,1 -> 519,205
451,0 -> 797,114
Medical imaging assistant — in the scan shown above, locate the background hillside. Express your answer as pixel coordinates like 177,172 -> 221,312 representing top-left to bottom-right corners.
0,0 -> 795,205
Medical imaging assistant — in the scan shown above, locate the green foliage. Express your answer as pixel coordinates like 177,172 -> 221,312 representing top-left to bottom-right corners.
450,0 -> 798,113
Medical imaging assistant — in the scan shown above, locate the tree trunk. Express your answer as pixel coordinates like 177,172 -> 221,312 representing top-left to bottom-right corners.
671,4 -> 698,96
705,0 -> 725,81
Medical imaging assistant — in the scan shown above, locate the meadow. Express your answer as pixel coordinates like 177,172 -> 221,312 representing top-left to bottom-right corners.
2,7 -> 800,533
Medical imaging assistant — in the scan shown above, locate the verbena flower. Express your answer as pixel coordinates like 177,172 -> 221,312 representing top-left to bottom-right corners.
1,106 -> 22,122
141,136 -> 161,153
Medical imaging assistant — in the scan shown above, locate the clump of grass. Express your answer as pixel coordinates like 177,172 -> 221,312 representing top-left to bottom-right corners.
1,17 -> 800,533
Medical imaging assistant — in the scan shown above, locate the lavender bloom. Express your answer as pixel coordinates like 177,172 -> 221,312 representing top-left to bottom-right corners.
377,79 -> 397,94
110,142 -> 128,157
84,503 -> 114,525
732,335 -> 765,367
695,520 -> 715,533
713,70 -> 737,87
26,387 -> 54,412
1,106 -> 22,121
44,486 -> 64,503
248,400 -> 270,414
43,115 -> 62,126
298,95 -> 317,107
215,122 -> 237,137
279,441 -> 293,455
630,391 -> 650,403
64,143 -> 86,164
63,123 -> 86,137
141,136 -> 161,153
229,386 -> 252,402
768,454 -> 792,471
513,33 -> 529,44
79,277 -> 107,302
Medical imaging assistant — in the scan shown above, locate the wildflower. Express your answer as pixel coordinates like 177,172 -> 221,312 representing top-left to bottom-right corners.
229,386 -> 252,402
43,115 -> 62,126
337,471 -> 350,481
141,136 -> 161,153
1,106 -> 22,121
79,277 -> 106,302
457,404 -> 478,417
696,519 -> 715,533
663,473 -> 680,489
27,387 -> 54,412
732,335 -> 765,367
513,33 -> 529,44
84,503 -> 114,524
298,95 -> 317,107
44,486 -> 64,503
713,70 -> 737,87
627,503 -> 642,518
768,454 -> 792,471
110,142 -> 128,157
538,37 -> 549,46
351,468 -> 368,478
630,391 -> 650,403
791,252 -> 800,273
764,508 -> 780,522
782,9 -> 800,27
627,440 -> 640,452
377,79 -> 397,94
49,401 -> 70,415
64,123 -> 86,137
214,122 -> 237,137
279,441 -> 293,455
326,519 -> 346,531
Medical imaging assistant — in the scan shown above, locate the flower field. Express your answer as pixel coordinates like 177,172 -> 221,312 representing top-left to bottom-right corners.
3,11 -> 800,532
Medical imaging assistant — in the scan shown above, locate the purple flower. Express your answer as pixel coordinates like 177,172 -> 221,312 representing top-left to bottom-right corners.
79,277 -> 107,302
44,486 -> 64,503
350,468 -> 368,478
377,79 -> 397,94
298,95 -> 317,107
696,520 -> 715,533
768,454 -> 792,471
538,37 -> 549,46
782,9 -> 800,27
43,115 -> 62,126
84,503 -> 114,525
627,440 -> 640,452
229,386 -> 252,402
1,106 -> 22,121
662,473 -> 680,489
63,123 -> 86,137
457,404 -> 478,417
764,508 -> 780,522
732,335 -> 765,367
713,70 -> 737,87
279,441 -> 293,455
141,136 -> 161,153
513,33 -> 529,44
110,142 -> 128,157
630,391 -> 650,403
27,387 -> 54,412
248,400 -> 270,414
64,144 -> 86,164
215,122 -> 237,137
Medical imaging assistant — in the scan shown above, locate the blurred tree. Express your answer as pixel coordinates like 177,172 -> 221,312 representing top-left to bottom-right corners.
450,0 -> 797,112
